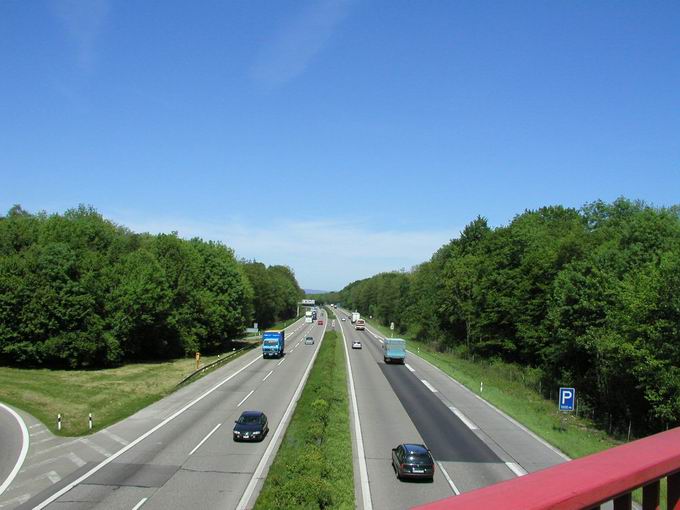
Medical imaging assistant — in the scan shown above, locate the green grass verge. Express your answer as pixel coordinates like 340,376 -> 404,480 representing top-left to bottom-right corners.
366,319 -> 663,507
254,329 -> 354,510
0,343 -> 255,436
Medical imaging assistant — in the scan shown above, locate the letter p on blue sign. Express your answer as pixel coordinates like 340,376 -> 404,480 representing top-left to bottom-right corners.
559,387 -> 575,411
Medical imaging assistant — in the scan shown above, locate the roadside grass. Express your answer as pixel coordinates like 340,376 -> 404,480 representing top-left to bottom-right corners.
0,342 -> 255,436
254,329 -> 354,510
366,319 -> 660,506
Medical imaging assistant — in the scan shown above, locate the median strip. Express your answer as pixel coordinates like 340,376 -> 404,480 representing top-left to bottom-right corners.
253,329 -> 354,510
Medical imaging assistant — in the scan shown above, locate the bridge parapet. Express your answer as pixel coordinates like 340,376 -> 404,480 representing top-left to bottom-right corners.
413,427 -> 680,510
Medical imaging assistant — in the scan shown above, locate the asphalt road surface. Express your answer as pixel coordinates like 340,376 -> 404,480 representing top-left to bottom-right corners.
0,404 -> 28,499
335,308 -> 568,510
2,313 -> 327,510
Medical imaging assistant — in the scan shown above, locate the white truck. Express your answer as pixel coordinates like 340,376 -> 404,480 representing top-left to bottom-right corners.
305,310 -> 313,323
351,312 -> 360,324
355,318 -> 365,331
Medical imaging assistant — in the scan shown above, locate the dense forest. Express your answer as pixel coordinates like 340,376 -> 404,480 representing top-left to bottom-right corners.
319,199 -> 680,436
0,205 -> 303,368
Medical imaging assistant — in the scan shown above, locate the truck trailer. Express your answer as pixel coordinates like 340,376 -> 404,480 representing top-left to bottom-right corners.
262,330 -> 285,358
351,312 -> 360,324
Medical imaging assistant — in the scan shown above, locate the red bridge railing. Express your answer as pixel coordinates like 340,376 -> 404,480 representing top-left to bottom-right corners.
414,427 -> 680,510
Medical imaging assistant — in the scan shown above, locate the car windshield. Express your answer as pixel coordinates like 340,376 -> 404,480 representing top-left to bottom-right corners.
238,414 -> 261,424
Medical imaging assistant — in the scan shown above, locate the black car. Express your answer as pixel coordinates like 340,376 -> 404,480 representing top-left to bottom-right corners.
233,411 -> 269,442
391,443 -> 435,480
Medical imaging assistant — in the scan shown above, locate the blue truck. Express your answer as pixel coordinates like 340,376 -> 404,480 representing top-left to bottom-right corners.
262,330 -> 285,359
383,338 -> 406,364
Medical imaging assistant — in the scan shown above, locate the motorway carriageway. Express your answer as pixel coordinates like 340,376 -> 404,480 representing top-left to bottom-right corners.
336,309 -> 568,510
16,313 -> 327,510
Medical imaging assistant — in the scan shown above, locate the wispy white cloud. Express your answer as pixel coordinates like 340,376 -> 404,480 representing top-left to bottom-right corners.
53,0 -> 110,70
251,0 -> 351,89
109,214 -> 458,291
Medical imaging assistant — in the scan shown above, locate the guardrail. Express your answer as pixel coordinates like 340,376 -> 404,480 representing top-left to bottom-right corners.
413,427 -> 680,510
177,345 -> 253,386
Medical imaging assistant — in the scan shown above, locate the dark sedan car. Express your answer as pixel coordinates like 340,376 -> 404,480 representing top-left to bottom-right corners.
391,443 -> 435,480
233,411 -> 269,442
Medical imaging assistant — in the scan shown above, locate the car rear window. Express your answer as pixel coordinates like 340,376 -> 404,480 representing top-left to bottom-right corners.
407,454 -> 431,462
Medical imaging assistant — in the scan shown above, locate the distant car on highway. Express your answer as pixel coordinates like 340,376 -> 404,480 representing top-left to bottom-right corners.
352,341 -> 362,349
341,317 -> 346,321
317,319 -> 323,325
391,443 -> 435,481
305,336 -> 314,345
233,411 -> 269,442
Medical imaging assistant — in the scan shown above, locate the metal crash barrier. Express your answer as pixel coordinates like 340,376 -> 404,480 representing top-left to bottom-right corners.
413,427 -> 680,510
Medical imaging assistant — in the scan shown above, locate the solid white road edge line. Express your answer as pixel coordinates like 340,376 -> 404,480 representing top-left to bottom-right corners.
448,406 -> 479,430
131,497 -> 148,510
0,403 -> 30,497
235,320 -> 328,510
421,380 -> 438,393
262,370 -> 273,382
32,352 -> 263,510
238,390 -> 255,407
189,424 -> 222,456
338,316 -> 373,510
405,363 -> 415,372
436,461 -> 460,495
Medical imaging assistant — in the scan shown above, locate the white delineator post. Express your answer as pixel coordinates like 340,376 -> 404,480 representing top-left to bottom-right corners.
89,413 -> 93,430
57,413 -> 62,431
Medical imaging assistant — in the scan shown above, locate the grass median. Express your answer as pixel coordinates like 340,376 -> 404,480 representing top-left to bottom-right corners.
0,342 -> 255,436
254,328 -> 354,510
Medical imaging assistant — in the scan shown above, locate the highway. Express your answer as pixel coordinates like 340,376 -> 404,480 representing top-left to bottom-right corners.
3,313 -> 327,510
0,404 -> 28,499
335,308 -> 568,510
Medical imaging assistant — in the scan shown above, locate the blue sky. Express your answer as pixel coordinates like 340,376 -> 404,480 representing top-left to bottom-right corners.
2,1 -> 679,290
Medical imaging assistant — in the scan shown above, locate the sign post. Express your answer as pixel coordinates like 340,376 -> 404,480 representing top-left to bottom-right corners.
195,352 -> 201,370
390,322 -> 394,338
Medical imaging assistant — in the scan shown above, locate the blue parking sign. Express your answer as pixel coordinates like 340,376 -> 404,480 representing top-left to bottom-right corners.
559,387 -> 575,411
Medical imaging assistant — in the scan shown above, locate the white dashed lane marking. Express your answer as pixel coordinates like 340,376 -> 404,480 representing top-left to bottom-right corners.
237,390 -> 255,407
448,406 -> 479,430
505,461 -> 527,477
421,380 -> 438,393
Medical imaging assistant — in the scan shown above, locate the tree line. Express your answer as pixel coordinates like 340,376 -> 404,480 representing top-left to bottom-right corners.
0,205 -> 303,368
318,198 -> 680,436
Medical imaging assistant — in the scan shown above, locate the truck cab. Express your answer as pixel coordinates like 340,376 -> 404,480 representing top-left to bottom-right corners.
262,330 -> 285,359
383,338 -> 406,364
